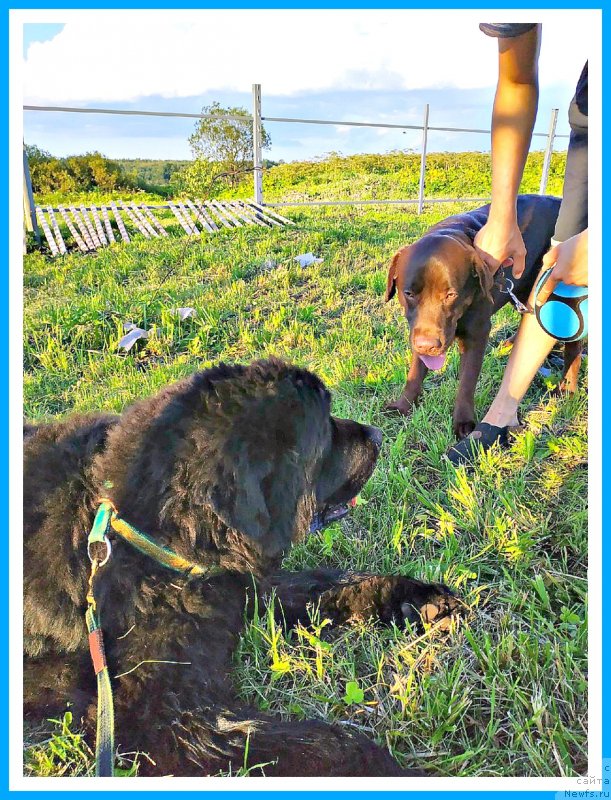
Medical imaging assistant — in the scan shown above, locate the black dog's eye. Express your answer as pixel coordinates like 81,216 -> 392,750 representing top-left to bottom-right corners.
445,290 -> 458,301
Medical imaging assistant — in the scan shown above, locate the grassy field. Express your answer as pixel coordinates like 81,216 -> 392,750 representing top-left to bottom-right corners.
23,196 -> 587,777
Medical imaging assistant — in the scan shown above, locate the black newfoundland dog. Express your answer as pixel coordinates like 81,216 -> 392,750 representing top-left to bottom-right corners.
24,358 -> 458,777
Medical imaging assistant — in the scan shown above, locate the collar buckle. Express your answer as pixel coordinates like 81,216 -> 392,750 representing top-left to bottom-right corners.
499,273 -> 531,314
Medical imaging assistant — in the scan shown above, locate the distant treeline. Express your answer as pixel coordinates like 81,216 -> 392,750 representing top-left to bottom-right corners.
115,159 -> 191,186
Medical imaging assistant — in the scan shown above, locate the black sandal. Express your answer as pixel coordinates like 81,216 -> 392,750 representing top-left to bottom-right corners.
445,422 -> 511,467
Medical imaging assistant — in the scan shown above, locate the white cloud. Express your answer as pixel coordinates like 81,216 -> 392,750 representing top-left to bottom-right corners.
22,10 -> 593,105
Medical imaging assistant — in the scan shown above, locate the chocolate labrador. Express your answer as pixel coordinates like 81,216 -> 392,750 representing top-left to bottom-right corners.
384,194 -> 582,439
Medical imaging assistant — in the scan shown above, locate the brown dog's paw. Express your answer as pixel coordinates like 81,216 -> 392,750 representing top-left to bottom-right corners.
383,398 -> 413,417
400,583 -> 462,632
552,378 -> 578,396
453,418 -> 476,440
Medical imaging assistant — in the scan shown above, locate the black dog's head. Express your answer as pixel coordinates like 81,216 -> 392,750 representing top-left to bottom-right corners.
385,234 -> 493,371
94,359 -> 381,575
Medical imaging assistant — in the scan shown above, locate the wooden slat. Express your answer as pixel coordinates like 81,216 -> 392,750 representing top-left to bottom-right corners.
100,206 -> 116,242
225,200 -> 262,228
69,206 -> 97,250
229,200 -> 270,228
185,200 -> 213,233
192,201 -> 219,231
78,205 -> 101,248
58,206 -> 89,252
130,203 -> 158,238
90,206 -> 108,246
211,200 -> 242,227
240,200 -> 281,228
203,201 -> 233,229
35,208 -> 59,256
110,202 -> 130,243
120,202 -> 150,238
244,201 -> 284,227
176,201 -> 200,234
168,202 -> 195,235
46,206 -> 67,254
247,201 -> 295,226
141,206 -> 168,237
226,201 -> 258,226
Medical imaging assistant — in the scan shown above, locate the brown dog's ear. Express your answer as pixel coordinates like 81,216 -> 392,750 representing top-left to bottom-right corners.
384,251 -> 402,301
472,252 -> 494,303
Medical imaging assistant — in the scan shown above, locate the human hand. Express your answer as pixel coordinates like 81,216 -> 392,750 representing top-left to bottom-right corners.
535,229 -> 589,306
474,216 -> 527,278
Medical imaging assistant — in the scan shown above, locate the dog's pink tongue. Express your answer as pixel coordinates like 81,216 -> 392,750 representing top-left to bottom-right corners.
419,353 -> 447,371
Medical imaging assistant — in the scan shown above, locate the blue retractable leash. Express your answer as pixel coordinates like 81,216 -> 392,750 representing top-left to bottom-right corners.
499,266 -> 588,343
534,268 -> 588,342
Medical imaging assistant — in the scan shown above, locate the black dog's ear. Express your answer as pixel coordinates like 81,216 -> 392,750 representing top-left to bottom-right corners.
384,252 -> 401,301
472,252 -> 494,303
206,453 -> 271,541
189,368 -> 331,557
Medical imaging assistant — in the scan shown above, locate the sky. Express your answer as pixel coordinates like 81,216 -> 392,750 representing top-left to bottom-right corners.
20,10 -> 594,164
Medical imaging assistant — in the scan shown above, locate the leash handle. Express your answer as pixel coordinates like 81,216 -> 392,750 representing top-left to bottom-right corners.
86,601 -> 115,777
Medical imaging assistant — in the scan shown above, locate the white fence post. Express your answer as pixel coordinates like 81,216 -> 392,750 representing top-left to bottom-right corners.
252,84 -> 263,205
539,107 -> 559,195
23,145 -> 40,243
417,104 -> 429,215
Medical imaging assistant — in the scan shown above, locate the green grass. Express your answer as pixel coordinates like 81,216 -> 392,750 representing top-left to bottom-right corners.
23,199 -> 587,777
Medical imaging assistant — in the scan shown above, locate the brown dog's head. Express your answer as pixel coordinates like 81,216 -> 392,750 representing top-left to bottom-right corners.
95,359 -> 381,576
385,234 -> 493,370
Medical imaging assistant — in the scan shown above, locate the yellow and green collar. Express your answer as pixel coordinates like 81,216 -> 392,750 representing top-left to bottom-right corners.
88,496 -> 222,578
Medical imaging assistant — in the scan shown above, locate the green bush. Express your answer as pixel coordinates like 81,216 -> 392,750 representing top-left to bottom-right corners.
26,146 -> 135,195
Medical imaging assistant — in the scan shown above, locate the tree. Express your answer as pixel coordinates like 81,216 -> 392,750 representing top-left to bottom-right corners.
188,102 -> 271,189
24,144 -> 52,163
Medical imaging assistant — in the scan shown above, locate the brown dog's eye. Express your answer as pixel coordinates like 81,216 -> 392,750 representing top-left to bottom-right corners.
445,290 -> 458,301
404,290 -> 415,300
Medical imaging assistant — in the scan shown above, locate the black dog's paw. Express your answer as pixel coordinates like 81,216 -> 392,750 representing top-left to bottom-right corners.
398,581 -> 461,631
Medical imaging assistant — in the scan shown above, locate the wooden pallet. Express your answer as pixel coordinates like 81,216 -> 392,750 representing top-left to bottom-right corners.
33,200 -> 294,256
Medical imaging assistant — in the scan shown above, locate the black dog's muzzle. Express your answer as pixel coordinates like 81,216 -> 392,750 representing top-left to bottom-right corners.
309,498 -> 357,533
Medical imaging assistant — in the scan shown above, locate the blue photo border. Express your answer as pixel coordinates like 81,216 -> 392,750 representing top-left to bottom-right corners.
5,1 -> 604,797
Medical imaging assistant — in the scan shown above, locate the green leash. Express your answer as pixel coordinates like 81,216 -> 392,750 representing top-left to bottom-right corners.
85,497 -> 223,777
85,596 -> 115,777
86,502 -> 115,777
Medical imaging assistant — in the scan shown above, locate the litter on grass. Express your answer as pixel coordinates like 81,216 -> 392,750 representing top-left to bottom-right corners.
118,323 -> 150,352
294,253 -> 323,268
